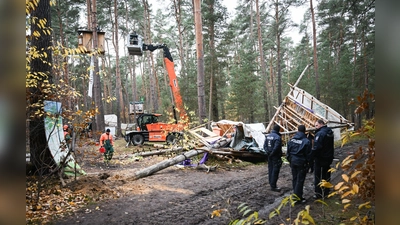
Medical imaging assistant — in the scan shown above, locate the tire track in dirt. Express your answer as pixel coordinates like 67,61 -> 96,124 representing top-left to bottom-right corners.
118,167 -> 286,225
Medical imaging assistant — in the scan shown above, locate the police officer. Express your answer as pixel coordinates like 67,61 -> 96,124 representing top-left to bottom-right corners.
264,124 -> 283,192
287,125 -> 312,204
310,120 -> 334,199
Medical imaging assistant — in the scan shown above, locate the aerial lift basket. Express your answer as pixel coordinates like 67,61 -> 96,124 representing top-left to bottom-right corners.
127,32 -> 143,56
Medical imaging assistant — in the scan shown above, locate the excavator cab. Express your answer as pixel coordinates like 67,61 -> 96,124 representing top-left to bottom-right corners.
127,31 -> 143,56
137,114 -> 160,131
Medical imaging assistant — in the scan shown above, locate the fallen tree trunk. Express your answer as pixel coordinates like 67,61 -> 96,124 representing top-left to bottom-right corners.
127,149 -> 206,181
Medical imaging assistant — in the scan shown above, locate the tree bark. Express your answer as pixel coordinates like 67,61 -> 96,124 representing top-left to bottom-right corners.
173,0 -> 186,82
255,0 -> 269,122
206,0 -> 217,122
90,0 -> 105,137
194,0 -> 206,123
310,0 -> 320,99
143,0 -> 160,112
29,0 -> 55,172
113,0 -> 123,136
275,0 -> 282,105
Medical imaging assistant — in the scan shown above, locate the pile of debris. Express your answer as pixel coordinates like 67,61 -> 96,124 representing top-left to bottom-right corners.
188,120 -> 267,159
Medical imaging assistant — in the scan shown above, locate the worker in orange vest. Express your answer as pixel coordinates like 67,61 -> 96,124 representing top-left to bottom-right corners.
63,124 -> 71,149
100,128 -> 114,163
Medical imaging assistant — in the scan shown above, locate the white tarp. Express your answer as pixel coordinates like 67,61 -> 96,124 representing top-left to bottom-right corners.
44,100 -> 85,176
243,123 -> 266,148
104,114 -> 117,127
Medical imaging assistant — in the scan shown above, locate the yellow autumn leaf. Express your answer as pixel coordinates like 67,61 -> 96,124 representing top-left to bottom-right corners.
358,201 -> 371,209
342,158 -> 355,167
350,170 -> 362,179
211,209 -> 222,218
342,190 -> 354,198
341,155 -> 355,166
335,182 -> 344,190
362,215 -> 371,222
338,185 -> 350,192
328,192 -> 337,198
342,174 -> 349,182
320,180 -> 333,188
352,184 -> 359,194
314,199 -> 328,206
342,199 -> 351,204
343,203 -> 351,209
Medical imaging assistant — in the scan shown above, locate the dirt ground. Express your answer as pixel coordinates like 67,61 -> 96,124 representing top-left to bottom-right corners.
46,139 -> 369,225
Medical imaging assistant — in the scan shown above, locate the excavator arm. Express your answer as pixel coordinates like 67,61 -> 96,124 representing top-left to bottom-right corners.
127,32 -> 188,125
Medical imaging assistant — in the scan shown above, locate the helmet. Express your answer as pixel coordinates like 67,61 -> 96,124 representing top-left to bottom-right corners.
63,125 -> 69,130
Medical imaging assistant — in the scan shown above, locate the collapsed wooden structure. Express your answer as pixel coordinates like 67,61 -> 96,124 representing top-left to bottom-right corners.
265,64 -> 353,141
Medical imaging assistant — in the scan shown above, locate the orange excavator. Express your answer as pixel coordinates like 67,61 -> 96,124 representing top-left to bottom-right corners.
124,32 -> 188,145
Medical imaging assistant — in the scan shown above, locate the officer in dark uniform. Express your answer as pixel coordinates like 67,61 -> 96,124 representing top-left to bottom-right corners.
309,120 -> 334,199
264,124 -> 283,192
287,125 -> 312,204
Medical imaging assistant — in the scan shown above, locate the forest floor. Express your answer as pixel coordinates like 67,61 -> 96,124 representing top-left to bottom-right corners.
26,138 -> 372,225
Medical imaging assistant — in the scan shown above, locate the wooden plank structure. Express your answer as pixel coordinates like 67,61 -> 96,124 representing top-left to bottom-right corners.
77,30 -> 106,54
265,64 -> 353,141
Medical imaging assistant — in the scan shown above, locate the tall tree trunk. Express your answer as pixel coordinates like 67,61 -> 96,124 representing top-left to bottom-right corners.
173,0 -> 186,80
249,0 -> 254,37
194,0 -> 206,123
102,56 -> 110,114
29,0 -> 54,172
207,0 -> 218,122
268,50 -> 274,118
90,0 -> 105,137
172,0 -> 186,117
113,0 -> 123,136
275,0 -> 282,105
131,56 -> 138,126
255,0 -> 269,121
143,0 -> 160,112
55,0 -> 70,111
310,0 -> 320,99
123,0 -> 137,125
